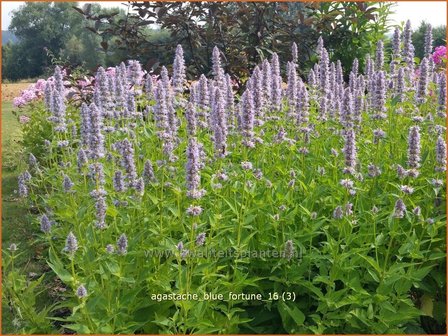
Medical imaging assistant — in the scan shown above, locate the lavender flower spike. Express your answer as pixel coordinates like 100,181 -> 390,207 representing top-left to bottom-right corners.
54,65 -> 65,95
375,40 -> 384,71
120,138 -> 138,185
187,205 -> 203,216
185,102 -> 197,136
424,24 -> 433,56
143,159 -> 157,183
117,233 -> 128,255
172,44 -> 186,94
88,103 -> 105,160
435,136 -> 447,172
186,137 -> 205,199
134,177 -> 145,196
40,214 -> 52,234
113,170 -> 126,192
64,232 -> 78,254
394,199 -> 406,218
212,46 -> 225,88
284,240 -> 294,260
93,190 -> 107,229
196,232 -> 206,246
402,20 -> 415,69
76,285 -> 88,299
63,175 -> 74,193
374,71 -> 387,116
271,53 -> 282,111
407,126 -> 421,169
333,206 -> 343,219
18,174 -> 28,197
291,42 -> 298,64
211,88 -> 228,157
416,57 -> 429,104
241,88 -> 255,145
80,103 -> 91,147
392,27 -> 401,58
77,149 -> 88,173
342,129 -> 357,174
29,153 -> 38,168
438,73 -> 446,116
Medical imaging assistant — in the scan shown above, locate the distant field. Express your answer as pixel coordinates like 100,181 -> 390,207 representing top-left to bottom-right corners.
2,82 -> 32,102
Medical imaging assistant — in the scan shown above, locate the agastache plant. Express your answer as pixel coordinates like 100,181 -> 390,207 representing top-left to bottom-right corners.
438,73 -> 446,116
211,88 -> 228,157
88,103 -> 105,160
172,44 -> 186,94
186,137 -> 205,199
270,53 -> 282,111
212,46 -> 225,89
424,24 -> 433,57
241,88 -> 255,147
416,58 -> 429,104
10,30 -> 448,335
407,126 -> 421,170
342,129 -> 357,174
435,136 -> 447,172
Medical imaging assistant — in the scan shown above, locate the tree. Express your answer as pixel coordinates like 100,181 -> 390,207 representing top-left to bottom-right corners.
80,1 -> 394,85
309,2 -> 395,73
8,2 -> 82,76
3,2 -> 126,80
79,2 -> 319,86
412,21 -> 446,59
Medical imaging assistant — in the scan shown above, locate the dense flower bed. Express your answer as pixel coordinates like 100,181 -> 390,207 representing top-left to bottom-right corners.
4,20 -> 447,334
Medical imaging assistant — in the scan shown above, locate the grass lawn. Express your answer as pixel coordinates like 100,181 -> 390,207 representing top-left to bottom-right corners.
2,100 -> 50,333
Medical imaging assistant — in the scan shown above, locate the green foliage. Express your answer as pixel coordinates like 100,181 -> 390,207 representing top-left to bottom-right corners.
20,102 -> 53,162
310,2 -> 395,73
82,1 -> 320,83
4,1 -> 395,82
2,2 -> 125,81
81,2 -> 394,82
8,68 -> 446,333
2,250 -> 56,333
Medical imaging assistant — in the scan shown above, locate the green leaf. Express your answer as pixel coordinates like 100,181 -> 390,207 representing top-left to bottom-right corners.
278,301 -> 305,333
47,247 -> 74,284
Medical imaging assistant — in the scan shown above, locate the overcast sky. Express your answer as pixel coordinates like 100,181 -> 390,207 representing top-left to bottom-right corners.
2,1 -> 447,31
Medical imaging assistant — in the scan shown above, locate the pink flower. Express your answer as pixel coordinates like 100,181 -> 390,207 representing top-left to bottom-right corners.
433,46 -> 447,64
106,67 -> 116,76
34,79 -> 47,92
19,115 -> 31,124
21,89 -> 37,102
13,97 -> 26,108
77,79 -> 90,88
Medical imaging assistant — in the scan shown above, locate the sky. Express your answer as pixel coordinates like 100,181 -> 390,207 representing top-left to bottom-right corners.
1,1 -> 447,31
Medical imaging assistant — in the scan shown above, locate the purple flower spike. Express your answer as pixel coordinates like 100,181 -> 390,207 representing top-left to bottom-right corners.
64,232 -> 78,254
424,24 -> 433,56
117,233 -> 128,255
435,136 -> 447,172
172,44 -> 186,94
416,58 -> 429,104
271,53 -> 282,111
211,88 -> 228,157
186,137 -> 205,199
88,103 -> 105,160
143,159 -> 157,183
407,126 -> 421,170
375,40 -> 384,71
195,232 -> 206,246
394,199 -> 406,218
